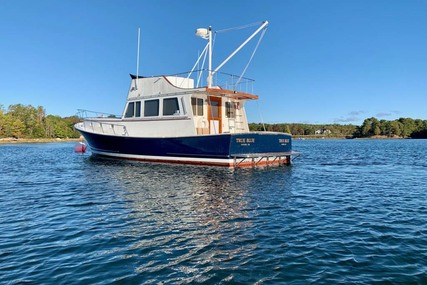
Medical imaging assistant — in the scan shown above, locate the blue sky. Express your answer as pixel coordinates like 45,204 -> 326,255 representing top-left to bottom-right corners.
1,0 -> 426,125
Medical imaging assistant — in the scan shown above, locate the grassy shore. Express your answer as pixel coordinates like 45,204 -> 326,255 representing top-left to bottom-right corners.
0,138 -> 83,144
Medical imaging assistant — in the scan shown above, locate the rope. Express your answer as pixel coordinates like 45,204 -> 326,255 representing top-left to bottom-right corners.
215,21 -> 263,34
256,100 -> 267,132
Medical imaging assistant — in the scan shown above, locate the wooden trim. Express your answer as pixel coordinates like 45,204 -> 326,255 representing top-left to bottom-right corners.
208,96 -> 222,134
205,87 -> 259,100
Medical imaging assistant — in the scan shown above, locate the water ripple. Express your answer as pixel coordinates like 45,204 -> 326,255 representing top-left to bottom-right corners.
1,140 -> 427,284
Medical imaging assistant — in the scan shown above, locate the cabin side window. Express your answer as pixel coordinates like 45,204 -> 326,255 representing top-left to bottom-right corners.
124,101 -> 142,118
225,102 -> 236,118
191,98 -> 204,116
144,99 -> 159,117
163,98 -> 180,116
125,102 -> 135,118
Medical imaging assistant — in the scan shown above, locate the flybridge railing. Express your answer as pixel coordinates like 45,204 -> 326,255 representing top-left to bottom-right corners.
77,109 -> 121,119
76,109 -> 128,136
170,70 -> 255,94
213,71 -> 255,94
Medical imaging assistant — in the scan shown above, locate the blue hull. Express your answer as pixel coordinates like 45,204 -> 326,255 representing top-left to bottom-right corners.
78,130 -> 292,166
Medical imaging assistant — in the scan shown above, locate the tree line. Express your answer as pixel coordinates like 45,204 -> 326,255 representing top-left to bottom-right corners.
249,122 -> 357,137
249,117 -> 427,139
0,104 -> 80,139
354,117 -> 427,138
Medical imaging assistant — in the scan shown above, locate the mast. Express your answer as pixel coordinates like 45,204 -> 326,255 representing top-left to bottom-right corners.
135,27 -> 141,90
195,27 -> 212,87
207,26 -> 213,88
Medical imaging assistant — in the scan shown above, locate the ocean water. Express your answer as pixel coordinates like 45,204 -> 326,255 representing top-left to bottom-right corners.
1,139 -> 426,284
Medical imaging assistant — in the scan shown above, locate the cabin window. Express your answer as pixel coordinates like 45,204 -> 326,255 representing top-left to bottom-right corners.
191,98 -> 204,116
211,101 -> 219,117
197,99 -> 203,115
225,102 -> 236,118
163,98 -> 180,116
125,102 -> 135,118
144,99 -> 159,117
124,101 -> 142,118
135,101 -> 141,117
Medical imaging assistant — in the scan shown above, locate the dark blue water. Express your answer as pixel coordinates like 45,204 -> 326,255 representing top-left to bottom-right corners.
1,139 -> 426,284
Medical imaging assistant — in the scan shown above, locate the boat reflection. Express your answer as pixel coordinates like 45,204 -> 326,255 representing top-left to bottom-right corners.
84,157 -> 261,280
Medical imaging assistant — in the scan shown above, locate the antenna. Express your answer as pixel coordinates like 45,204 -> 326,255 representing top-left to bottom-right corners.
135,27 -> 141,89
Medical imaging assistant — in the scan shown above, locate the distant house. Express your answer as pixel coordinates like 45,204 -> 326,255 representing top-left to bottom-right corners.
315,129 -> 332,135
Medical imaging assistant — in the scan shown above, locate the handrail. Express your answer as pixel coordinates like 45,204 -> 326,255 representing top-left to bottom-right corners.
77,109 -> 121,119
77,119 -> 129,136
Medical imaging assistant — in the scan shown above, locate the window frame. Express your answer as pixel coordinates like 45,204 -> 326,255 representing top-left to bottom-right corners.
191,97 -> 204,116
225,102 -> 236,119
163,97 -> 180,116
144,99 -> 160,117
135,101 -> 141,117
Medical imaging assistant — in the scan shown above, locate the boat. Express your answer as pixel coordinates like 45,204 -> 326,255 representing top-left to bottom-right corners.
74,21 -> 297,167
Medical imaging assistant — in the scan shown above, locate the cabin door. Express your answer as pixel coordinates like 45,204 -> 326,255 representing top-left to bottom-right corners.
208,96 -> 222,134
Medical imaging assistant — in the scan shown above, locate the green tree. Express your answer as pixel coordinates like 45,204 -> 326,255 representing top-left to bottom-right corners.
0,104 -> 81,139
6,104 -> 47,138
379,120 -> 389,136
371,118 -> 381,136
360,117 -> 373,137
11,119 -> 25,138
45,115 -> 80,138
398,118 -> 415,137
0,105 -> 5,137
389,120 -> 403,137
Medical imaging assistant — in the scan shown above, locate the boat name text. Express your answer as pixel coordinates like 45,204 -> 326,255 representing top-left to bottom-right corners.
236,138 -> 255,145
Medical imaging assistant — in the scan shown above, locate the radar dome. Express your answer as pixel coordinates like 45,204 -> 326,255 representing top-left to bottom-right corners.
195,28 -> 209,39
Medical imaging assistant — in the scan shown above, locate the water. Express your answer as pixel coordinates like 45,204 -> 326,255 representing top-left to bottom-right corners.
1,139 -> 426,284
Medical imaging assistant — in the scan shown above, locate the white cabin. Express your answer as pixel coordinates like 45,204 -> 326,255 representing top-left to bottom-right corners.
119,75 -> 255,138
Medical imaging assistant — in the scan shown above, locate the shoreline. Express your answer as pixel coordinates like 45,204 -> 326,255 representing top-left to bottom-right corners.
293,135 -> 407,140
0,138 -> 83,144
